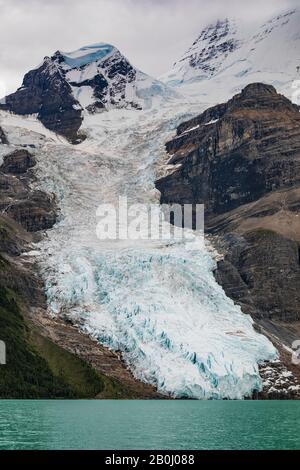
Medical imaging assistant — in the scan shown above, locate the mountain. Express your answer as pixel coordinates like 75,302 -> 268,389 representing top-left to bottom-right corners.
161,9 -> 300,104
1,12 -> 300,399
0,43 -> 175,143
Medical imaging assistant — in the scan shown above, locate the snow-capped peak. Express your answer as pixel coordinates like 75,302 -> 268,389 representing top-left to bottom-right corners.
161,8 -> 300,104
165,18 -> 241,85
0,41 -> 178,142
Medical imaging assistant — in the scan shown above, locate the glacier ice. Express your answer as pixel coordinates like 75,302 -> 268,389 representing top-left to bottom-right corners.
2,99 -> 278,399
61,44 -> 115,69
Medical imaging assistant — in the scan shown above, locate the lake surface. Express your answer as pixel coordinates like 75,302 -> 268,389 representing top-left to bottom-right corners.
0,400 -> 299,450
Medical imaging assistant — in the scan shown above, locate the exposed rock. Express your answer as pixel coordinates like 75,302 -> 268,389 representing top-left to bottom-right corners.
259,360 -> 300,399
0,152 -> 58,233
0,172 -> 28,201
0,149 -> 36,174
0,214 -> 31,256
5,191 -> 57,232
156,83 -> 300,216
0,126 -> 8,144
0,58 -> 83,143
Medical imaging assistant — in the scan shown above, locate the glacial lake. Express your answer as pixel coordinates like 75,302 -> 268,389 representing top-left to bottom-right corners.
0,400 -> 299,450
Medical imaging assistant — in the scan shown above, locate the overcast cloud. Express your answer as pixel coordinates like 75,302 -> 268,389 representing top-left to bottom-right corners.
0,0 -> 299,94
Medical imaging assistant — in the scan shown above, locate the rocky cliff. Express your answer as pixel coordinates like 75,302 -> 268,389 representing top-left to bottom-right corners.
156,83 -> 300,396
0,149 -> 57,232
156,83 -> 300,216
0,59 -> 83,143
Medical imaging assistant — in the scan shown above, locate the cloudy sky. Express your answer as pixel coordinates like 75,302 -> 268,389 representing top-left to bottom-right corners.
0,0 -> 298,94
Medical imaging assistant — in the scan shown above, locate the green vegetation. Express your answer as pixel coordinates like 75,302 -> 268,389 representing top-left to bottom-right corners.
0,285 -> 75,398
0,283 -> 131,399
31,330 -> 132,399
0,215 -> 133,399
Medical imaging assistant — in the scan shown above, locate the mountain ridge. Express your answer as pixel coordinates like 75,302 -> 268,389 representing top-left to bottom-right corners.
161,8 -> 300,104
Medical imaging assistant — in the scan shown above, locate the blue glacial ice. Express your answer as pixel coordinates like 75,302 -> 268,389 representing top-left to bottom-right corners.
61,44 -> 115,69
43,243 -> 277,399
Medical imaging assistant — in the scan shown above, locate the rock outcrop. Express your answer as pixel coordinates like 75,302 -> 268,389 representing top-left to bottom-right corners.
0,126 -> 8,144
0,149 -> 57,232
214,229 -> 300,323
0,60 -> 83,143
0,149 -> 36,174
156,83 -> 300,216
156,83 -> 300,397
156,83 -> 300,324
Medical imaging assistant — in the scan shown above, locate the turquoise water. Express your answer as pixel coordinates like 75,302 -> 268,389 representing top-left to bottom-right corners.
0,400 -> 299,450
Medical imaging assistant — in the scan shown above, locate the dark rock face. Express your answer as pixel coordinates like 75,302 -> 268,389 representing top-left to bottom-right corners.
174,18 -> 240,81
215,229 -> 300,322
0,59 -> 83,143
155,82 -> 300,396
0,149 -> 36,174
0,149 -> 57,232
0,214 -> 29,256
5,191 -> 57,232
156,83 -> 300,331
156,83 -> 300,215
0,126 -> 8,144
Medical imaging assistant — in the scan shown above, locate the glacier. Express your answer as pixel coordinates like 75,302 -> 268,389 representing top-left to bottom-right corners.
49,43 -> 179,113
0,92 -> 277,399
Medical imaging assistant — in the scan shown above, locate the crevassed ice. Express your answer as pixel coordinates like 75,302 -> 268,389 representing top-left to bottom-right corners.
31,103 -> 277,399
43,240 -> 277,399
